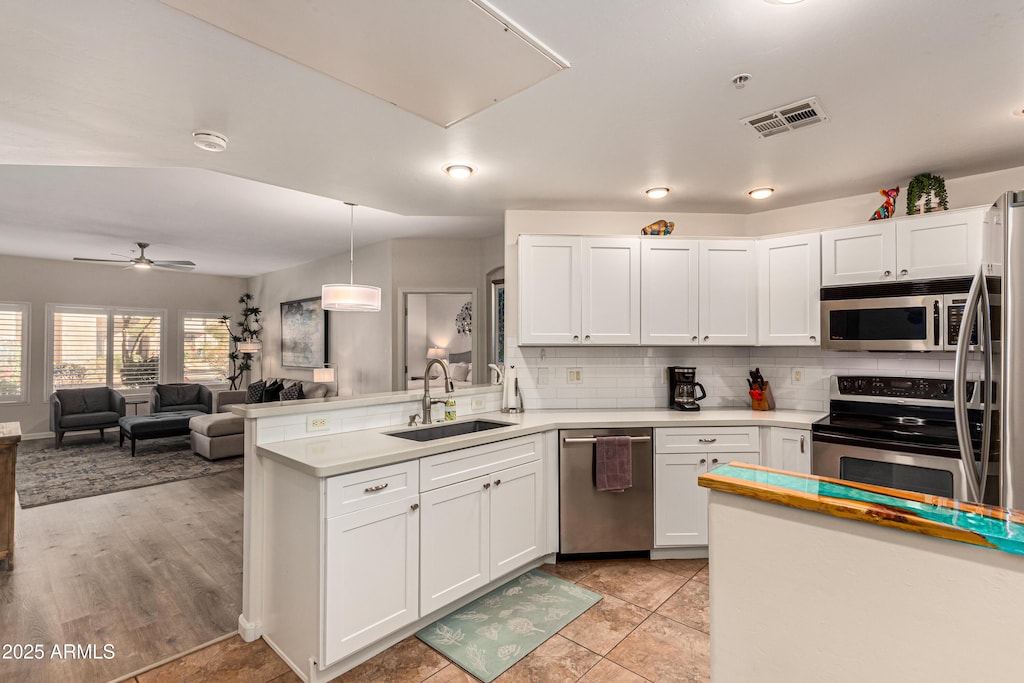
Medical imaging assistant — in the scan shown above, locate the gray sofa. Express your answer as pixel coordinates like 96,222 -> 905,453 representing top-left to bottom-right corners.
150,383 -> 213,414
214,377 -> 336,412
50,387 -> 126,448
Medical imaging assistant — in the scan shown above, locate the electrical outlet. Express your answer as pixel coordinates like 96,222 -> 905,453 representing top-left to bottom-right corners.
792,368 -> 804,385
567,368 -> 583,383
538,367 -> 550,385
471,397 -> 485,410
306,415 -> 330,432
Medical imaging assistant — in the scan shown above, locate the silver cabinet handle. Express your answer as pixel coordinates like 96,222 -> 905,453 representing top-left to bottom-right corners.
883,270 -> 892,277
563,436 -> 651,444
698,437 -> 717,443
494,479 -> 501,486
703,335 -> 709,342
809,335 -> 816,342
410,503 -> 419,511
699,458 -> 707,465
800,435 -> 805,453
711,458 -> 719,464
900,269 -> 909,276
584,335 -> 591,341
573,335 -> 579,341
691,335 -> 698,342
483,482 -> 491,489
364,482 -> 389,493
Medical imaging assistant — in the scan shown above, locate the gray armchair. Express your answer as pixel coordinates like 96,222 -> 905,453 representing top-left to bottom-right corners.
50,387 -> 126,448
150,383 -> 213,414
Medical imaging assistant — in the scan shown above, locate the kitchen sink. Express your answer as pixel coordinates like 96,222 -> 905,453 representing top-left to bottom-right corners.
387,419 -> 514,442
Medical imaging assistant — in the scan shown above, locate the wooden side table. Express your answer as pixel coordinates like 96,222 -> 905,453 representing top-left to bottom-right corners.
0,422 -> 19,570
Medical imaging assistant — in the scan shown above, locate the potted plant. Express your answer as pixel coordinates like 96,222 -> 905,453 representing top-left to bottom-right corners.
906,173 -> 949,215
221,293 -> 263,390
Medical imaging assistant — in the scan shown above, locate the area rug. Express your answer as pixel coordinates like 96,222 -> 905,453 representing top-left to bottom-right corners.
416,569 -> 601,682
15,437 -> 243,508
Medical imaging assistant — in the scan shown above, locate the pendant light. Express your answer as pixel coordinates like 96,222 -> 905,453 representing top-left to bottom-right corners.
322,203 -> 381,312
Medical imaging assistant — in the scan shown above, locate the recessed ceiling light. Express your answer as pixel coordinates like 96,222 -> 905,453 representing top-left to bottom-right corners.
192,130 -> 228,152
444,164 -> 475,179
748,187 -> 775,200
731,74 -> 752,89
645,187 -> 670,199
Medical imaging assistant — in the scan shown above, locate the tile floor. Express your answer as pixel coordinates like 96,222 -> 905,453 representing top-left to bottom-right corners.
123,558 -> 710,682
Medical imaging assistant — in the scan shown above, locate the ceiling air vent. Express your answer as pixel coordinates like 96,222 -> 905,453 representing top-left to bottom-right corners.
741,97 -> 829,139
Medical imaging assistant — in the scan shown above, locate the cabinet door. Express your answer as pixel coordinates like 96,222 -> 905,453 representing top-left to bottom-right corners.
420,475 -> 490,615
821,222 -> 896,286
323,497 -> 419,665
757,233 -> 821,346
698,240 -> 757,345
489,459 -> 544,579
640,239 -> 700,345
581,237 -> 640,344
655,452 -> 710,547
895,209 -> 983,280
519,235 -> 581,345
766,428 -> 811,474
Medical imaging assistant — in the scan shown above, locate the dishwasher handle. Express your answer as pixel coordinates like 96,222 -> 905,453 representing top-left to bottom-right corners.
562,436 -> 651,444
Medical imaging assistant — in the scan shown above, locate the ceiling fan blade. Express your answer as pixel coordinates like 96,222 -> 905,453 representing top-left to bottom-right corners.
153,260 -> 196,266
74,257 -> 132,263
152,262 -> 195,271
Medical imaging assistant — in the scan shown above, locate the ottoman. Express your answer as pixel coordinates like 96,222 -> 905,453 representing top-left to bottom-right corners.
190,412 -> 244,460
119,411 -> 204,457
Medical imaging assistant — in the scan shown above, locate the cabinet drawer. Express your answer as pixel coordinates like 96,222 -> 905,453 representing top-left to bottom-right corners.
420,435 -> 541,492
326,461 -> 419,518
656,426 -> 759,453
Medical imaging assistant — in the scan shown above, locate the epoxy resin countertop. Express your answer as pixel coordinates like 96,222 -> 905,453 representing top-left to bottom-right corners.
700,462 -> 1024,556
256,408 -> 826,478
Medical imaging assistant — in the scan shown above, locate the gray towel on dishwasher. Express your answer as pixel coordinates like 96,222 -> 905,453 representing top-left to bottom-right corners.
596,436 -> 632,492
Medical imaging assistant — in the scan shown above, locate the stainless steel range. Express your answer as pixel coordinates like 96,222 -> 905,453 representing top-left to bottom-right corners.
811,376 -> 993,501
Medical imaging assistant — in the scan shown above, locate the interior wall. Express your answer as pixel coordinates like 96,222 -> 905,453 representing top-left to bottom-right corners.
248,240 -> 393,397
0,254 -> 246,437
406,293 -> 427,382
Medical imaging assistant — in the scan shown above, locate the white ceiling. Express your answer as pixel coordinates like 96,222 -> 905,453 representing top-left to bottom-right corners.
1,0 -> 1023,277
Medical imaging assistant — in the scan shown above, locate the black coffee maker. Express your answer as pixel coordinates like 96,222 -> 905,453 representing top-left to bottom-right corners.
669,366 -> 706,411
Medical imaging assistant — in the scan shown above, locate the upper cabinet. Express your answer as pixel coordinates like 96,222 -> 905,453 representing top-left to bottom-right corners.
821,207 -> 984,286
757,233 -> 821,346
519,235 -> 639,345
640,239 -> 699,345
699,241 -> 757,345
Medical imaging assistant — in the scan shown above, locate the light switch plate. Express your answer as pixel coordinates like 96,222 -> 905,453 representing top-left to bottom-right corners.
792,368 -> 804,385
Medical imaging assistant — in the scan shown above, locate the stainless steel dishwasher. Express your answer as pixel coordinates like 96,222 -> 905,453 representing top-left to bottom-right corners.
559,427 -> 654,554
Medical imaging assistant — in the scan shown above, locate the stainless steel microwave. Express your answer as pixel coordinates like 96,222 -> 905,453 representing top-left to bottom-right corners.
820,278 -> 979,352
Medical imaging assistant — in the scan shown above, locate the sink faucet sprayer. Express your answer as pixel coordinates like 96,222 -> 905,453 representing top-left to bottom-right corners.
422,358 -> 455,423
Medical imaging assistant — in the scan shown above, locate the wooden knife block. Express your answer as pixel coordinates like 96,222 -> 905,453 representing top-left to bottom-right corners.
751,382 -> 776,411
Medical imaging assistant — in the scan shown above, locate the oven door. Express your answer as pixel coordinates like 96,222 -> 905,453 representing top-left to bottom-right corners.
812,438 -> 966,500
821,295 -> 944,351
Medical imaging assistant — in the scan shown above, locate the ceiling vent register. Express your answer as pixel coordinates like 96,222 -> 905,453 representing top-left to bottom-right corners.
741,97 -> 829,138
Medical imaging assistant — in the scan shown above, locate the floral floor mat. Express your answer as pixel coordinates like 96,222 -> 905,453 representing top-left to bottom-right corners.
416,569 -> 601,682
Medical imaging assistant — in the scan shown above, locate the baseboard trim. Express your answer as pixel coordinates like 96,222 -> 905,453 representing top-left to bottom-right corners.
238,614 -> 262,642
650,547 -> 709,560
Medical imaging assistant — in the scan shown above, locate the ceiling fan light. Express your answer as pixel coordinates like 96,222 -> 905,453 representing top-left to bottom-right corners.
645,187 -> 670,199
322,284 -> 382,312
748,187 -> 775,200
134,261 -> 152,270
444,164 -> 475,179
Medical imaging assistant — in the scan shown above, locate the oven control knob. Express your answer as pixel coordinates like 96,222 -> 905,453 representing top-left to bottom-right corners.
938,382 -> 950,394
854,379 -> 866,391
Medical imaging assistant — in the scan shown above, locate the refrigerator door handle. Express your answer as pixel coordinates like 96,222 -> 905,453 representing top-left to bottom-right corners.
978,278 -> 994,499
954,266 -> 985,503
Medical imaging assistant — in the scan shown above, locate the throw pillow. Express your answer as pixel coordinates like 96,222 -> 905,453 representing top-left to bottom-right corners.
449,362 -> 471,382
262,380 -> 285,402
245,380 -> 266,404
280,383 -> 304,401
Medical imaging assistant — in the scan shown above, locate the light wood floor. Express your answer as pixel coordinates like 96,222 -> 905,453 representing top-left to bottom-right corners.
0,460 -> 243,683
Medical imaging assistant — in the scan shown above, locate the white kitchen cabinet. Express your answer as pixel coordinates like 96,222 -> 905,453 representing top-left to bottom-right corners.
822,207 -> 985,286
419,436 -> 545,615
764,427 -> 812,475
519,235 -> 639,345
757,233 -> 821,346
654,427 -> 759,547
821,222 -> 896,286
698,240 -> 757,345
640,238 -> 700,345
323,495 -> 419,665
895,208 -> 983,280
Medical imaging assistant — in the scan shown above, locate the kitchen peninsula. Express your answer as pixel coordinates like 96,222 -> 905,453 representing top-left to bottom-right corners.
232,389 -> 824,682
700,463 -> 1024,681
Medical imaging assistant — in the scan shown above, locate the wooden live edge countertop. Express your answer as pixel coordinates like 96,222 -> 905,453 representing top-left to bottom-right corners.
699,462 -> 1024,556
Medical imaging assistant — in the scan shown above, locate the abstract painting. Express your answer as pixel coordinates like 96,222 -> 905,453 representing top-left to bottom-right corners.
280,297 -> 327,368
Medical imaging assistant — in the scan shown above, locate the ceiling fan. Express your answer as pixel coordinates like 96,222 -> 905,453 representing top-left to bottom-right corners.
73,242 -> 196,271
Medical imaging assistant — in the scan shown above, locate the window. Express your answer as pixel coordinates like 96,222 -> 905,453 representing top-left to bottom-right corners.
183,313 -> 230,384
0,302 -> 29,403
49,305 -> 163,392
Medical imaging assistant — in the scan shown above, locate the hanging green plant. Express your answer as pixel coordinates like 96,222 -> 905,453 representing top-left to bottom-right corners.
906,173 -> 949,215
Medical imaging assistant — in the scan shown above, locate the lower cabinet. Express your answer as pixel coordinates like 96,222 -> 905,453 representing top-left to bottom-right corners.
764,427 -> 812,474
323,495 -> 420,666
654,427 -> 760,547
420,458 -> 544,615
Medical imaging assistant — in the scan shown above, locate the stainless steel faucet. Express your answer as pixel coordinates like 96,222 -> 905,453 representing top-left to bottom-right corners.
421,358 -> 455,423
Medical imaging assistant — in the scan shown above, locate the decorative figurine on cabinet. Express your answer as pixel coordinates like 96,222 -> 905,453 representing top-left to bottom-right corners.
869,186 -> 900,221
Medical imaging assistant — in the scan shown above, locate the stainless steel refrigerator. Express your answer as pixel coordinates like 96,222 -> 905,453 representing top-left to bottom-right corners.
955,190 -> 1024,507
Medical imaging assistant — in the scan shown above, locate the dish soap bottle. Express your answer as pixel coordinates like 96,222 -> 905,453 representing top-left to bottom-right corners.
444,396 -> 456,422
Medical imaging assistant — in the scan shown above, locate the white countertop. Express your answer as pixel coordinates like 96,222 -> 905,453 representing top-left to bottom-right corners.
256,408 -> 827,478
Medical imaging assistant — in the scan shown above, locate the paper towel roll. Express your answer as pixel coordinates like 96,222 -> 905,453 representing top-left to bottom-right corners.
503,366 -> 518,411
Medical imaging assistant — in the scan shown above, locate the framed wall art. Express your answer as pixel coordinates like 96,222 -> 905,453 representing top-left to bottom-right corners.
280,297 -> 328,368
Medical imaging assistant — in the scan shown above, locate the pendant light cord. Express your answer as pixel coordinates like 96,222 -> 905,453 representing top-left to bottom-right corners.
347,202 -> 355,285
